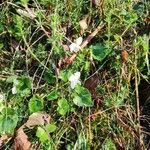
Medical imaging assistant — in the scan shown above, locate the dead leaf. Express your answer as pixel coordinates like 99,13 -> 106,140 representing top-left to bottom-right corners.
92,0 -> 101,6
62,44 -> 69,51
0,135 -> 10,148
0,135 -> 8,141
85,74 -> 102,106
13,112 -> 50,150
84,74 -> 99,92
79,19 -> 88,34
13,129 -> 31,150
144,16 -> 150,23
121,50 -> 128,63
25,112 -> 50,129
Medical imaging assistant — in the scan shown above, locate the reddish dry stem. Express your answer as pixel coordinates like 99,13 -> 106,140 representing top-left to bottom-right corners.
80,24 -> 105,48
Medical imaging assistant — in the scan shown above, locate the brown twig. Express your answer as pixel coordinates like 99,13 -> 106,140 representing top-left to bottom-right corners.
80,23 -> 105,48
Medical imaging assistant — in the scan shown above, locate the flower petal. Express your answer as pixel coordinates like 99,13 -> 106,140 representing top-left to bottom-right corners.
70,81 -> 76,89
69,43 -> 80,53
75,37 -> 83,46
12,86 -> 17,94
69,72 -> 81,89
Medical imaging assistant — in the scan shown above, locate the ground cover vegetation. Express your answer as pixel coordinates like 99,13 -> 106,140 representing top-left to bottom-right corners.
0,0 -> 150,149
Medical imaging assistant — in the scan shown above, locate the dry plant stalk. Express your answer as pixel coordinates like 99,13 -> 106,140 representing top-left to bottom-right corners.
134,48 -> 144,149
80,23 -> 105,48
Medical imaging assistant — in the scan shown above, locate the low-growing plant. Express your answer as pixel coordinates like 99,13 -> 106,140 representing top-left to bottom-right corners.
0,0 -> 149,149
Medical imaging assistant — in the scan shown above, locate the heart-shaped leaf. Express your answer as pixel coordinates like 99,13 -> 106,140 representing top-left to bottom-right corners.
47,91 -> 59,101
73,85 -> 93,107
28,95 -> 44,113
0,108 -> 18,135
36,127 -> 49,143
57,98 -> 70,115
90,44 -> 111,61
46,123 -> 57,133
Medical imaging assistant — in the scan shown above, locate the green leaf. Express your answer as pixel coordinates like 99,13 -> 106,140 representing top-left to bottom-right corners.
57,98 -> 70,115
76,134 -> 88,150
43,70 -> 56,84
124,11 -> 138,24
7,76 -> 32,97
1,107 -> 14,115
0,108 -> 18,135
73,85 -> 93,107
0,43 -> 4,49
2,117 -> 15,133
28,95 -> 44,113
47,91 -> 59,101
90,44 -> 111,61
6,76 -> 17,83
36,127 -> 49,143
58,70 -> 72,82
20,0 -> 29,5
102,139 -> 116,150
16,76 -> 32,97
46,123 -> 57,133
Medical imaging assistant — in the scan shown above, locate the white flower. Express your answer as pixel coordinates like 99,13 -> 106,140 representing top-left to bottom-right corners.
12,86 -> 17,94
69,37 -> 83,53
69,72 -> 81,89
69,43 -> 80,53
75,37 -> 83,46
